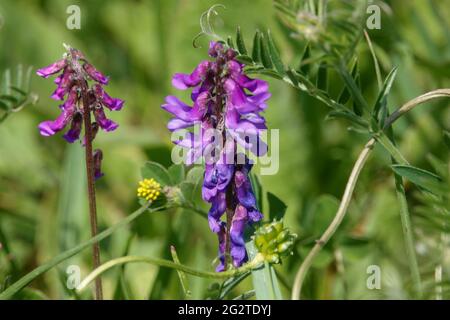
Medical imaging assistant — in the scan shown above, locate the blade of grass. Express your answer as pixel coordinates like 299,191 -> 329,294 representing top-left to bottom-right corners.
170,245 -> 191,299
246,241 -> 282,300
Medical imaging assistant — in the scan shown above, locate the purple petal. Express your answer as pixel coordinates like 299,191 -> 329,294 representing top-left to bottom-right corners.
38,107 -> 74,137
38,121 -> 57,136
36,59 -> 66,78
230,205 -> 249,267
93,149 -> 104,180
94,108 -> 118,131
208,41 -> 223,57
83,63 -> 109,85
172,61 -> 210,89
248,209 -> 263,223
215,222 -> 227,272
167,118 -> 194,131
50,85 -> 67,100
207,192 -> 227,233
95,85 -> 124,111
63,112 -> 83,143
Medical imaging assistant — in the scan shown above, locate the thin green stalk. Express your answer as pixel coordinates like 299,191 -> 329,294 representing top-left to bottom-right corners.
76,254 -> 265,293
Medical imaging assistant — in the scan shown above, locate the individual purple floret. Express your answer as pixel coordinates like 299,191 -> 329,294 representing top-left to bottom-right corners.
162,41 -> 270,270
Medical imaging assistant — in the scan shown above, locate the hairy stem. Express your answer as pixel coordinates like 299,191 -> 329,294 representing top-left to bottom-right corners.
80,80 -> 102,300
76,254 -> 265,293
291,89 -> 450,299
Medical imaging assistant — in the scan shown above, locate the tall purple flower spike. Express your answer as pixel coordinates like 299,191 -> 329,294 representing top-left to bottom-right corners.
162,42 -> 270,270
37,46 -> 124,179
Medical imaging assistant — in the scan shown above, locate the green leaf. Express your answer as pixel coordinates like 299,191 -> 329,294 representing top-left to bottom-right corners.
337,61 -> 368,114
259,33 -> 273,69
217,272 -> 251,299
236,54 -> 254,65
0,95 -> 18,104
316,62 -> 328,91
168,164 -> 185,185
141,161 -> 172,186
9,86 -> 27,96
326,110 -> 368,128
372,67 -> 398,124
267,30 -> 285,74
226,36 -> 235,49
0,204 -> 155,300
443,131 -> 450,150
186,166 -> 204,187
337,61 -> 358,105
0,100 -> 10,111
267,192 -> 287,221
391,164 -> 446,196
249,68 -> 283,79
246,242 -> 282,300
352,69 -> 363,116
185,166 -> 204,199
236,26 -> 248,55
179,181 -> 195,201
298,43 -> 311,75
252,31 -> 262,63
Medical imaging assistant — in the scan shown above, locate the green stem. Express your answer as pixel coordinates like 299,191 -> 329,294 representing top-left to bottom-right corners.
76,254 -> 265,293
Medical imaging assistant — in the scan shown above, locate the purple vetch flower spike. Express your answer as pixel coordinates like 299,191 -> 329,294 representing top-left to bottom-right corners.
37,45 -> 124,181
93,149 -> 104,180
36,46 -> 123,142
162,41 -> 270,271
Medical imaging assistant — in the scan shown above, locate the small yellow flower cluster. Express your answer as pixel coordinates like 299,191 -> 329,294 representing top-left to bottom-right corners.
137,178 -> 161,202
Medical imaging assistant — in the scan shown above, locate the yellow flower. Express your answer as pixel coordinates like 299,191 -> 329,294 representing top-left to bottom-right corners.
137,178 -> 161,202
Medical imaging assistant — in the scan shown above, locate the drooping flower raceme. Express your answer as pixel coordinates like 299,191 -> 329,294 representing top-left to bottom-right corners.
37,46 -> 124,179
162,42 -> 270,271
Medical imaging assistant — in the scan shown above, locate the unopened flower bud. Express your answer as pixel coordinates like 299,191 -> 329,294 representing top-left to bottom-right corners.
253,220 -> 297,264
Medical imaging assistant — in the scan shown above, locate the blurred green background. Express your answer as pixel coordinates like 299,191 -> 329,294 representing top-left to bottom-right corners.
0,0 -> 449,299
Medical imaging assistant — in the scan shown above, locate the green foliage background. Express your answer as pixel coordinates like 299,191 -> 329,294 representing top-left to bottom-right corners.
0,0 -> 449,299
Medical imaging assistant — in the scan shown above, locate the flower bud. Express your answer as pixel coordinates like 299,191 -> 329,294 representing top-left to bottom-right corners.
253,220 -> 297,264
